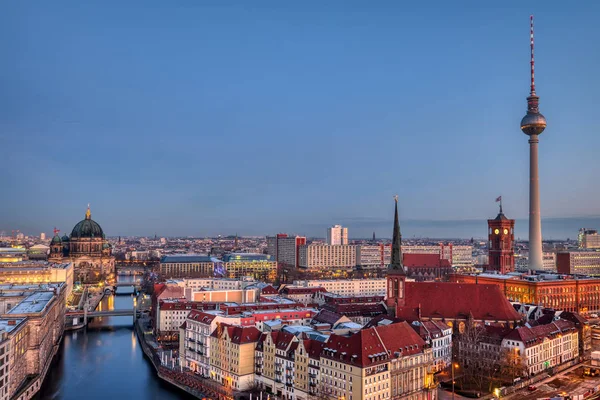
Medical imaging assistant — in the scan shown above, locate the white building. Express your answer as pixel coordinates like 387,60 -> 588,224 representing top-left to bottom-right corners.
403,244 -> 473,267
298,244 -> 356,270
326,225 -> 348,246
181,310 -> 228,377
293,278 -> 386,297
412,320 -> 452,372
501,320 -> 578,376
356,244 -> 391,269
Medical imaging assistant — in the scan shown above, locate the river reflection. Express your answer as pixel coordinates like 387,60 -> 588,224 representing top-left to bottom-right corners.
34,276 -> 195,400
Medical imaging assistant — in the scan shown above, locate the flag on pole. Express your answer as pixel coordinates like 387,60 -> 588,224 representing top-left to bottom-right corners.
495,196 -> 502,202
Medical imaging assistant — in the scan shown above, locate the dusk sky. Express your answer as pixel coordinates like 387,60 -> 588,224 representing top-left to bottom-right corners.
2,1 -> 599,239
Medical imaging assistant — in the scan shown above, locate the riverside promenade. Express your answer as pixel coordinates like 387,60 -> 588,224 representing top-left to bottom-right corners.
134,316 -> 238,400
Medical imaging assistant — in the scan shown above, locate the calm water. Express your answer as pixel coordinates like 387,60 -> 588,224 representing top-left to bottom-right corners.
34,277 -> 194,400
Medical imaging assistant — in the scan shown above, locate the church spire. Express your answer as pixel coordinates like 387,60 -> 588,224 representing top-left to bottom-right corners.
389,195 -> 405,274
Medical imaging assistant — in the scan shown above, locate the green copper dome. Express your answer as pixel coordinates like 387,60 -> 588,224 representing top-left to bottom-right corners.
50,235 -> 62,245
61,235 -> 70,242
70,206 -> 104,239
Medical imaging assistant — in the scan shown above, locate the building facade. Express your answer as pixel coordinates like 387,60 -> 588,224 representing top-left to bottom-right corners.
557,251 -> 600,276
222,254 -> 277,281
266,234 -> 307,269
579,229 -> 600,249
403,244 -> 473,267
326,225 -> 348,246
159,255 -> 216,278
298,245 -> 356,270
356,244 -> 392,269
487,208 -> 515,274
293,279 -> 386,297
48,207 -> 115,283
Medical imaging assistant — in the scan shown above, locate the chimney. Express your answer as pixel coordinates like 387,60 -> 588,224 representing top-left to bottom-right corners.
7,320 -> 16,326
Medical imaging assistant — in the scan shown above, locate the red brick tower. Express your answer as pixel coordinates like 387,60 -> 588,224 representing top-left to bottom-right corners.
487,199 -> 515,274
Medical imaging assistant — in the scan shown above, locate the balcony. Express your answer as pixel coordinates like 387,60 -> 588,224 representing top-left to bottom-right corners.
309,373 -> 317,379
310,382 -> 317,387
188,337 -> 195,343
275,379 -> 282,383
286,365 -> 293,370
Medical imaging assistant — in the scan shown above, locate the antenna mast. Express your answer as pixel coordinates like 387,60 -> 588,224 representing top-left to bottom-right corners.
530,15 -> 535,95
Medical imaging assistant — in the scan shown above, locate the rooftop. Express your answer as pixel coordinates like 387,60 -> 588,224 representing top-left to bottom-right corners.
7,291 -> 55,315
161,254 -> 215,263
0,318 -> 26,334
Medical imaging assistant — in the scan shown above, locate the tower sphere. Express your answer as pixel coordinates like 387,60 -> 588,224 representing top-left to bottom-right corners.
521,111 -> 547,136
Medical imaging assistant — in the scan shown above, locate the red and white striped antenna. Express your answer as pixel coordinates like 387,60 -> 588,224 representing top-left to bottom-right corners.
530,15 -> 536,95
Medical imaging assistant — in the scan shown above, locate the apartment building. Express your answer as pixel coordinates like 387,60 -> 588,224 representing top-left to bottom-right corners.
159,255 -> 216,278
356,244 -> 391,269
411,320 -> 452,372
278,286 -> 325,304
266,234 -> 307,269
403,244 -> 473,267
293,279 -> 386,297
557,251 -> 600,275
327,225 -> 348,246
181,311 -> 228,377
298,245 -> 356,270
502,320 -> 579,376
320,322 -> 436,400
155,300 -> 218,341
210,324 -> 262,390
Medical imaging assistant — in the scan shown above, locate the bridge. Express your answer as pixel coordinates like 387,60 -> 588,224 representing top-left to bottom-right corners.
67,309 -> 136,317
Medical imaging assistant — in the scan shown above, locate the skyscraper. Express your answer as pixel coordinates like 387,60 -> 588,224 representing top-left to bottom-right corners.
326,225 -> 348,245
520,16 -> 547,270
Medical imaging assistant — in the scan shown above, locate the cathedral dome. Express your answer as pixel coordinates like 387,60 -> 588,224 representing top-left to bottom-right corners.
61,235 -> 70,242
50,235 -> 62,245
71,206 -> 104,239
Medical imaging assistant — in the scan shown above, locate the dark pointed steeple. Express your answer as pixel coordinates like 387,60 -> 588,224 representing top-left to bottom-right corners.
389,195 -> 405,274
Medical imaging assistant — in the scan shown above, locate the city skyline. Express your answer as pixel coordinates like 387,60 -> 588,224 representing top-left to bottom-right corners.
2,2 -> 600,238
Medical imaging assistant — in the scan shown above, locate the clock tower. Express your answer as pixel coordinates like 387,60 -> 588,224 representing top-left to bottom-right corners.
487,201 -> 515,274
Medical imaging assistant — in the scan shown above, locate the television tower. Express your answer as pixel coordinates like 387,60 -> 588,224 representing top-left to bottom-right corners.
520,15 -> 547,270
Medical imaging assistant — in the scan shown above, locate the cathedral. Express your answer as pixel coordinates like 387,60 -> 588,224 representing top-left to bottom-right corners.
49,206 -> 115,283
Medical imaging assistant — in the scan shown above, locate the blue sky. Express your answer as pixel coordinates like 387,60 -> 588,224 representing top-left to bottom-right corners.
1,1 -> 599,239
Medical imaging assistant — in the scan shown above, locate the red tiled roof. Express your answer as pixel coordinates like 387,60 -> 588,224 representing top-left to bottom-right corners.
312,309 -> 345,326
322,322 -> 426,368
261,285 -> 279,295
274,331 -> 296,350
324,303 -> 387,317
503,320 -> 576,348
396,282 -> 522,322
211,323 -> 262,344
156,284 -> 185,300
187,310 -> 219,325
403,253 -> 451,268
280,286 -> 327,295
303,339 -> 325,360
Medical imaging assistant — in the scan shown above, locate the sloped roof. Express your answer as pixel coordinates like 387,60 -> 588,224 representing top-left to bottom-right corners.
211,323 -> 262,344
312,309 -> 346,326
403,253 -> 451,268
187,310 -> 219,325
396,282 -> 522,322
503,320 -> 576,348
322,322 -> 425,368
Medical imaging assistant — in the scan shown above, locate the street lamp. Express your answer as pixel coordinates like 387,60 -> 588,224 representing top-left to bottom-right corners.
452,362 -> 459,400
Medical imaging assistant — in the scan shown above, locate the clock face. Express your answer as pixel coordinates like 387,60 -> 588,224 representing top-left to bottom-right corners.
494,229 -> 500,235
503,228 -> 509,235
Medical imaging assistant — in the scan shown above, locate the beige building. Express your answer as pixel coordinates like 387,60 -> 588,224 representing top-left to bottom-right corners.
320,322 -> 436,400
298,245 -> 357,270
502,320 -> 578,376
579,229 -> 600,249
403,244 -> 473,267
327,225 -> 348,246
1,283 -> 66,400
222,254 -> 277,281
0,262 -> 74,299
210,323 -> 262,391
293,278 -> 386,297
181,311 -> 229,377
189,288 -> 257,304
356,244 -> 392,269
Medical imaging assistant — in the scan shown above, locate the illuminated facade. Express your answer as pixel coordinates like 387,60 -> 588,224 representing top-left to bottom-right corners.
222,254 -> 277,281
48,206 -> 115,283
326,225 -> 348,245
159,255 -> 216,278
579,229 -> 600,249
0,262 -> 74,299
298,244 -> 357,270
557,251 -> 600,276
451,273 -> 600,313
487,207 -> 515,274
356,244 -> 392,269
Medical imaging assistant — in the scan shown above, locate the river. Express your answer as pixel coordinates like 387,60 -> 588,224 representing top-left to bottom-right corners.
34,276 -> 195,400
